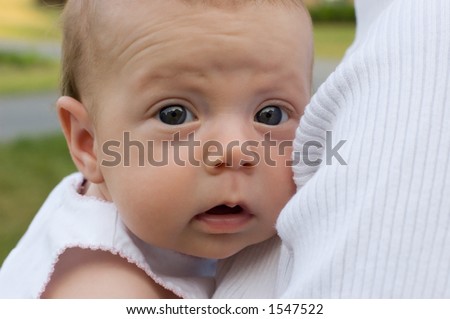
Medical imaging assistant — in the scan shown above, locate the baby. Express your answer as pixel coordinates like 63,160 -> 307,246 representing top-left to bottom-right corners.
0,0 -> 312,298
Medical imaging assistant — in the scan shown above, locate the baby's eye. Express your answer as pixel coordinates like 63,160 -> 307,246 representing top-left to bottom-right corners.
159,105 -> 195,125
254,105 -> 288,125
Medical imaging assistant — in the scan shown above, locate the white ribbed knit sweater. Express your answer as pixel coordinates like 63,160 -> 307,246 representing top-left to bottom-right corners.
277,0 -> 450,298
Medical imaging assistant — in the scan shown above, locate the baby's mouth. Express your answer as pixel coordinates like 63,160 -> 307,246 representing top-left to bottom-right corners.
203,204 -> 244,215
194,204 -> 253,233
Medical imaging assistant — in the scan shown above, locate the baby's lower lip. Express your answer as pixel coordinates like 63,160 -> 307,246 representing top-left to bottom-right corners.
194,208 -> 254,234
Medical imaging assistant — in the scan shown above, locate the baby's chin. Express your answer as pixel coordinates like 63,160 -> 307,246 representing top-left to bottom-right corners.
180,237 -> 274,260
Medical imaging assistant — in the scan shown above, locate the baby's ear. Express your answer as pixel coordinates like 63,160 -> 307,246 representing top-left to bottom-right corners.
57,96 -> 103,184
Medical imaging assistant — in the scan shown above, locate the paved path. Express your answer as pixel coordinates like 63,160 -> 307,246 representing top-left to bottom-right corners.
0,92 -> 60,141
0,59 -> 339,142
0,39 -> 60,59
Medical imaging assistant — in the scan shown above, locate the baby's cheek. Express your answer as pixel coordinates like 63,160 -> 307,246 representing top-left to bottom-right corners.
271,165 -> 296,202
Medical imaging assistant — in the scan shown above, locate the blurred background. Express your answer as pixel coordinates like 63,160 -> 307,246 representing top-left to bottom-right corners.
0,0 -> 355,264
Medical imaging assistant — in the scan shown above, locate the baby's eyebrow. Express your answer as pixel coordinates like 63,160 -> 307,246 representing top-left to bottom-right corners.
132,67 -> 209,93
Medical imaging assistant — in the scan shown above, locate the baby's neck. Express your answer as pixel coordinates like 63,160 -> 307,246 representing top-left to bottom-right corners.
81,179 -> 109,201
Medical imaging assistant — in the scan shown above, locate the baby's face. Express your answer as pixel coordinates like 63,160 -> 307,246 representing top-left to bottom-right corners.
89,0 -> 312,258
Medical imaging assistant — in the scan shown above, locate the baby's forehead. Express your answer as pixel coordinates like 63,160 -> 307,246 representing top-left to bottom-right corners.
91,0 -> 309,48
97,2 -> 307,51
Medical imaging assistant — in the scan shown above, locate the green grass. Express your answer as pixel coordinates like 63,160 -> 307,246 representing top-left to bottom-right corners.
313,23 -> 356,59
0,134 -> 75,264
0,63 -> 59,95
0,51 -> 60,95
0,50 -> 54,66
